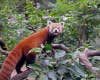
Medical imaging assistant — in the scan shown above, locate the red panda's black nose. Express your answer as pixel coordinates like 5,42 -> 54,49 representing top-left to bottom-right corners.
55,30 -> 58,33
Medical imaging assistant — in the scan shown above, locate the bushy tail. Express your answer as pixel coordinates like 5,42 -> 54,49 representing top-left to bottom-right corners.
0,49 -> 22,80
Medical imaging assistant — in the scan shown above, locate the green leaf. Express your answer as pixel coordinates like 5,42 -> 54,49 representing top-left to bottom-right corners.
28,48 -> 42,54
44,44 -> 52,50
93,56 -> 100,60
28,63 -> 45,73
72,49 -> 80,60
57,65 -> 67,75
48,71 -> 57,80
87,75 -> 96,79
44,60 -> 53,67
39,74 -> 48,80
55,50 -> 66,59
69,62 -> 87,78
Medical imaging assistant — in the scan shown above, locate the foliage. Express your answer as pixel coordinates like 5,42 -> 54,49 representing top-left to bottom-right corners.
0,0 -> 100,49
0,0 -> 100,79
28,44 -> 99,80
49,0 -> 100,47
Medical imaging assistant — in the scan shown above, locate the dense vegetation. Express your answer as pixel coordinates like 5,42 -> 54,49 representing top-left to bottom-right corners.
0,0 -> 100,80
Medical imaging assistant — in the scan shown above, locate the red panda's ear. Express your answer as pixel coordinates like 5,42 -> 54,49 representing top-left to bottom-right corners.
60,22 -> 64,28
47,21 -> 52,26
47,21 -> 53,32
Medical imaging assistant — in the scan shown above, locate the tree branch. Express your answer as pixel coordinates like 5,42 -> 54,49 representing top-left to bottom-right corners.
52,44 -> 69,53
0,38 -> 8,55
26,23 -> 40,32
0,47 -> 9,56
11,69 -> 33,80
78,48 -> 100,73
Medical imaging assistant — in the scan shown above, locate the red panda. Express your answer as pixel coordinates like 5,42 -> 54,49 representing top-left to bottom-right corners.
0,21 -> 64,80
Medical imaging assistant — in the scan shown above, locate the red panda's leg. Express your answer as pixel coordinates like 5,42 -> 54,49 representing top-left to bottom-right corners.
15,54 -> 36,73
26,54 -> 36,68
15,55 -> 26,74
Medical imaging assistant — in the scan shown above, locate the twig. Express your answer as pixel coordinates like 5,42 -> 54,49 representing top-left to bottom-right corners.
26,24 -> 40,32
0,47 -> 9,56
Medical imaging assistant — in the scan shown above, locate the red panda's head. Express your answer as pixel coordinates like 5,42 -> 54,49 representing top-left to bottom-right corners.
47,21 -> 64,36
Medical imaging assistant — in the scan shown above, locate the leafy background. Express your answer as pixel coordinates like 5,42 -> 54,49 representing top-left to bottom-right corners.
0,0 -> 100,80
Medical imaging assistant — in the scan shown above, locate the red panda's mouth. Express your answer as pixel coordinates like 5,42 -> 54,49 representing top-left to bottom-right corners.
53,32 -> 60,35
49,32 -> 60,36
49,29 -> 61,35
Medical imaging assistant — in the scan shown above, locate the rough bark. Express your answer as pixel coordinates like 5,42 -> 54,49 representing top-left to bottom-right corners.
78,48 -> 100,74
11,69 -> 33,80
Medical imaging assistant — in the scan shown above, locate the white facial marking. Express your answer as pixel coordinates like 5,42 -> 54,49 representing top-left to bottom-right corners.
53,28 -> 59,33
47,21 -> 64,35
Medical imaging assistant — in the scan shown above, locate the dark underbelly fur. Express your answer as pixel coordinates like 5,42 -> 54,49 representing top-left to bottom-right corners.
15,54 -> 36,74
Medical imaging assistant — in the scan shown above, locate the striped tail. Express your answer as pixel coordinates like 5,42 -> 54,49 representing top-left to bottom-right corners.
0,49 -> 22,80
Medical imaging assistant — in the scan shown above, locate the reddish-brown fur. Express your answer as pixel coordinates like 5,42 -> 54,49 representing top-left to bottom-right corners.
0,21 -> 64,80
0,27 -> 49,80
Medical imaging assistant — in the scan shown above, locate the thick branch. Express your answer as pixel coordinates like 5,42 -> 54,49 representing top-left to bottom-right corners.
85,49 -> 100,57
78,49 -> 93,71
11,69 -> 33,80
78,48 -> 100,73
52,44 -> 69,53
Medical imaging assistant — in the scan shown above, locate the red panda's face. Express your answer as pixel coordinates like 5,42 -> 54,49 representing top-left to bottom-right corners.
47,21 -> 64,36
